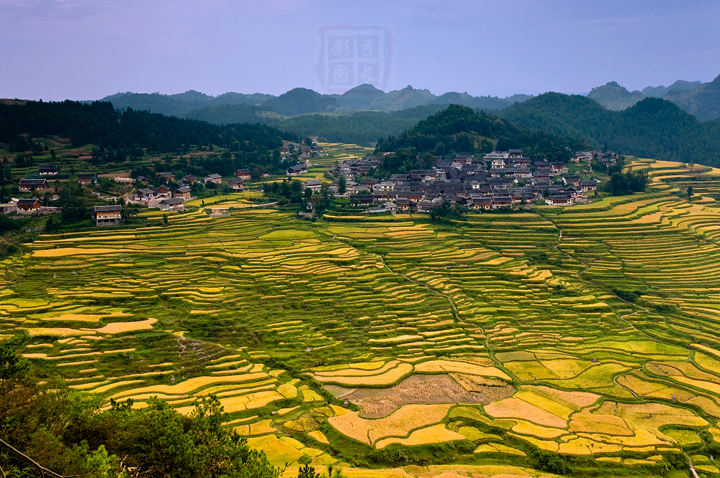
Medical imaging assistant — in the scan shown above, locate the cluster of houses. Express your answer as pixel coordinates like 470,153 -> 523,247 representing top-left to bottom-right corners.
572,151 -> 618,164
324,150 -> 602,212
129,169 -> 251,211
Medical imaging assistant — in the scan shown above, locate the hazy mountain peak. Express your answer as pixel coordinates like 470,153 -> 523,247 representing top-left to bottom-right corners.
587,81 -> 644,111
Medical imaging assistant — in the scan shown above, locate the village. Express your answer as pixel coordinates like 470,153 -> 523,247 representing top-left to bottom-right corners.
321,149 -> 607,213
0,146 -> 610,226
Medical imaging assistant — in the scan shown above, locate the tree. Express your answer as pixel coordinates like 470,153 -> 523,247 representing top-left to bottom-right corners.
290,180 -> 303,195
45,215 -> 61,233
0,186 -> 8,203
304,188 -> 313,200
337,176 -> 347,195
609,173 -> 630,196
687,185 -> 694,200
0,341 -> 28,386
163,214 -> 169,226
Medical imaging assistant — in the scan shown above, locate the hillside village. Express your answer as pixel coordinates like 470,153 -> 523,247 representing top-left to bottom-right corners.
327,149 -> 607,212
0,144 -> 610,226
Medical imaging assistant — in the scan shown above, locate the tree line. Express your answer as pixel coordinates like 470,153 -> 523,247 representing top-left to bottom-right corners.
0,100 -> 296,159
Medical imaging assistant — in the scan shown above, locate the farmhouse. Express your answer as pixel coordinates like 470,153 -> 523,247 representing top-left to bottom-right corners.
204,174 -> 222,184
93,205 -> 122,226
135,176 -> 150,185
78,173 -> 97,185
303,179 -> 322,192
286,164 -> 307,176
470,196 -> 492,210
508,149 -> 524,158
157,172 -> 175,181
155,185 -> 172,199
234,169 -> 252,180
159,198 -> 185,212
580,180 -> 599,192
38,164 -> 58,175
546,194 -> 574,206
551,163 -> 568,174
18,179 -> 48,192
396,198 -> 410,211
173,187 -> 192,199
491,195 -> 512,209
183,174 -> 198,183
133,188 -> 156,201
563,175 -> 581,186
227,179 -> 244,191
16,198 -> 42,214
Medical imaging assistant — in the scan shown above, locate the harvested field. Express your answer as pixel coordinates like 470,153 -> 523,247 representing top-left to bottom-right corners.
337,373 -> 514,418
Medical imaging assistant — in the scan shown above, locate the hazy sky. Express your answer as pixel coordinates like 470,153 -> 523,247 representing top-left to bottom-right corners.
1,0 -> 719,100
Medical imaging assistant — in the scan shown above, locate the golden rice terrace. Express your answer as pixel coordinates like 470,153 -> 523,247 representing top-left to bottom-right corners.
3,158 -> 720,478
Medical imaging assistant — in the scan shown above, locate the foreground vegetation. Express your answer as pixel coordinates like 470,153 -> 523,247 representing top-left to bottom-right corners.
1,158 -> 720,477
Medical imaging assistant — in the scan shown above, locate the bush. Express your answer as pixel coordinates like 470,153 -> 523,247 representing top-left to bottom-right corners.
528,448 -> 570,475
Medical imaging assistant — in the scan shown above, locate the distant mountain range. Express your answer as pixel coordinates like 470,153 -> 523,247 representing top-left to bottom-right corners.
97,74 -> 720,130
98,85 -> 534,124
585,77 -> 718,117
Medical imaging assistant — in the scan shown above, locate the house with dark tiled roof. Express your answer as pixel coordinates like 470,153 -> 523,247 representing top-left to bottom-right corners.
93,205 -> 122,226
19,179 -> 48,192
38,164 -> 58,175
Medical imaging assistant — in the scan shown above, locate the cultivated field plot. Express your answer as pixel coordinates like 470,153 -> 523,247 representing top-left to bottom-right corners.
3,158 -> 720,477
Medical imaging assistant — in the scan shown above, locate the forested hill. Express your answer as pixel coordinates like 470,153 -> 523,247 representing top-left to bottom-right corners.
0,100 -> 292,155
374,104 -> 586,160
276,105 -> 447,146
499,93 -> 720,166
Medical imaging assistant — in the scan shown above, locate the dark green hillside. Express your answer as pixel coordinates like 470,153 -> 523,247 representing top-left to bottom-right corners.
375,104 -> 585,161
100,92 -> 194,117
499,92 -> 608,143
277,104 -> 445,146
186,103 -> 278,126
261,87 -> 338,116
0,100 -> 292,155
501,93 -> 720,166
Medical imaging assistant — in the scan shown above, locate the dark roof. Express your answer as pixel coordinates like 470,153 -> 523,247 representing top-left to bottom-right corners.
176,187 -> 191,193
161,198 -> 185,205
38,163 -> 58,170
94,205 -> 122,212
78,173 -> 97,178
19,179 -> 47,185
17,198 -> 41,205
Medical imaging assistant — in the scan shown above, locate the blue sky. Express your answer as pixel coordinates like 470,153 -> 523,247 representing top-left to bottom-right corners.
1,0 -> 718,100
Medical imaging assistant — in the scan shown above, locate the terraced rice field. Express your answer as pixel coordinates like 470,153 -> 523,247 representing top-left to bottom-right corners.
3,158 -> 720,476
